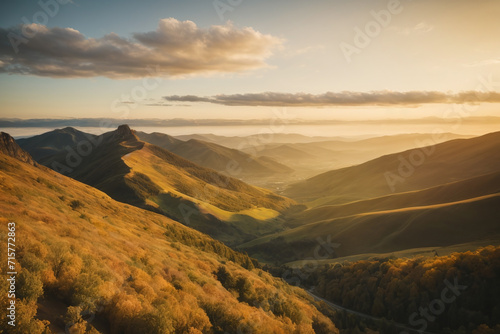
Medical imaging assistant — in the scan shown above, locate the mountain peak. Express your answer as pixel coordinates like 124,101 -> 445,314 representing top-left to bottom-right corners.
117,124 -> 133,135
110,124 -> 138,142
0,132 -> 36,165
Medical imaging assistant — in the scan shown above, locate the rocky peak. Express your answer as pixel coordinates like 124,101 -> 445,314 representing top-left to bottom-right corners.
113,124 -> 137,141
0,132 -> 36,165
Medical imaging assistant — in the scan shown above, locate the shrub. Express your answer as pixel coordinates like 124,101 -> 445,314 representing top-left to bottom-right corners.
70,200 -> 83,210
17,270 -> 44,302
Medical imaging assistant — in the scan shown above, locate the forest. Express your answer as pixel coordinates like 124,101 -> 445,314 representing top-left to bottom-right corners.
297,246 -> 500,333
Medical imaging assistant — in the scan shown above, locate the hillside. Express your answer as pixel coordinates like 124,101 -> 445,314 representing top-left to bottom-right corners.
39,125 -> 296,246
0,133 -> 338,334
284,131 -> 500,204
136,131 -> 293,178
240,193 -> 500,264
285,171 -> 500,228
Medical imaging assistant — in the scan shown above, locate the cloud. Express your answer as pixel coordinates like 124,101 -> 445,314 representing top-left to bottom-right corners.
164,95 -> 214,103
164,91 -> 500,107
0,18 -> 282,79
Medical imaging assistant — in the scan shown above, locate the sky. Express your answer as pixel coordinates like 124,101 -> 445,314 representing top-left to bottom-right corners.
0,0 -> 499,121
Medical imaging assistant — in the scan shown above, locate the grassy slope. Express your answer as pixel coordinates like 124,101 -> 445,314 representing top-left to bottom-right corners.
284,131 -> 500,204
0,149 -> 337,334
285,171 -> 500,228
122,143 -> 292,245
240,193 -> 500,264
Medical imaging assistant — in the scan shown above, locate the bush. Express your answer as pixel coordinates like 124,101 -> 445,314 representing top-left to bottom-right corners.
70,200 -> 83,210
18,270 -> 44,302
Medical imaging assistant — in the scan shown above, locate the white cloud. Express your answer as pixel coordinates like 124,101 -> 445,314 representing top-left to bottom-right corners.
0,18 -> 283,79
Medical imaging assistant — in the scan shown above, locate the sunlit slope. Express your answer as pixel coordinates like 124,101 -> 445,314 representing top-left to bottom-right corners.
240,193 -> 500,264
285,171 -> 500,228
0,136 -> 338,334
41,125 -> 295,246
284,131 -> 500,204
121,142 -> 293,244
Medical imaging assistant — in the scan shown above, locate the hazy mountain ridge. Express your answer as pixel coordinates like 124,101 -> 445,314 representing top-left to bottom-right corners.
284,131 -> 500,204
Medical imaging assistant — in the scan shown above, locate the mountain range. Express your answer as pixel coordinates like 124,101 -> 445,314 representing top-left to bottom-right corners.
0,131 -> 338,333
18,126 -> 295,246
14,126 -> 500,266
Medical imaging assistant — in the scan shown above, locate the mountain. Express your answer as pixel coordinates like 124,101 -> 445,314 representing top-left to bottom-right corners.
0,132 -> 338,334
17,127 -> 100,161
39,125 -> 296,246
284,131 -> 500,204
134,131 -> 182,149
136,131 -> 293,178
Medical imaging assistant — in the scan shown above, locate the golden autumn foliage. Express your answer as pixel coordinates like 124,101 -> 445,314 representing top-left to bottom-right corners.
0,151 -> 337,333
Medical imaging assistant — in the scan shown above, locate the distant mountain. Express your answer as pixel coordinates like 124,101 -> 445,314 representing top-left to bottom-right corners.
174,133 -> 347,149
0,133 -> 337,334
247,144 -> 317,161
17,127 -> 99,160
136,131 -> 293,177
244,133 -> 473,180
134,131 -> 182,148
40,125 -> 296,246
284,131 -> 500,204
